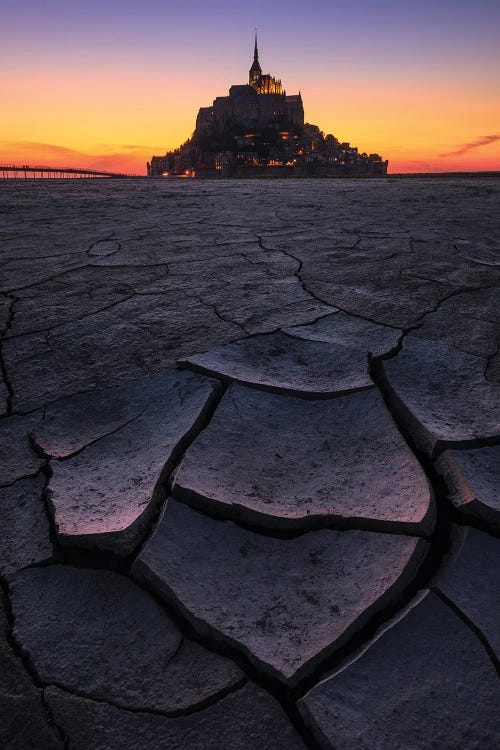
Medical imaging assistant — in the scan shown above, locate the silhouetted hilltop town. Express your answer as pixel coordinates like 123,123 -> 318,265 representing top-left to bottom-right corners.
147,36 -> 388,178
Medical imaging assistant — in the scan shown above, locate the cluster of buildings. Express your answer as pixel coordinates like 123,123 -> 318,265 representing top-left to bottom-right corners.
147,37 -> 387,178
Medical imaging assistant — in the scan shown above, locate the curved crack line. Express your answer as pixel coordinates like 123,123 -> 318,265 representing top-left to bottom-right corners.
0,577 -> 65,746
170,486 -> 434,541
6,261 -> 170,296
433,587 -> 500,677
0,466 -> 45,491
375,282 -> 500,364
1,384 -> 99,422
257,234 -> 403,331
86,231 -> 116,258
196,296 -> 250,336
0,293 -> 17,415
3,292 -> 137,342
7,290 -> 141,343
33,408 -> 148,463
42,673 -> 248,721
484,340 -> 500,382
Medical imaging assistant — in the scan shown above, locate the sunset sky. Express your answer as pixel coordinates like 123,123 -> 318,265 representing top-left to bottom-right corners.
1,0 -> 499,174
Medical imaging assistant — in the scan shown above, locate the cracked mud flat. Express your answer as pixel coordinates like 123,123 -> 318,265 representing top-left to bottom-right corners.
0,176 -> 499,749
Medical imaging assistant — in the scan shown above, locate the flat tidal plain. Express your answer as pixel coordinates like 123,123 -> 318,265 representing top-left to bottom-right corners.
1,176 -> 498,412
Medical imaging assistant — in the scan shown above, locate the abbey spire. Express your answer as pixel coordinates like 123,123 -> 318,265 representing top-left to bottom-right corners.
249,32 -> 262,86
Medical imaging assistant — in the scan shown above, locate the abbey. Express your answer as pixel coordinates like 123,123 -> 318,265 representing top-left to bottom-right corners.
195,36 -> 304,137
148,37 -> 387,177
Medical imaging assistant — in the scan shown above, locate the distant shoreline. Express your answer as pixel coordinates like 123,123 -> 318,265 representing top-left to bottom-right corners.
387,171 -> 499,179
0,170 -> 498,181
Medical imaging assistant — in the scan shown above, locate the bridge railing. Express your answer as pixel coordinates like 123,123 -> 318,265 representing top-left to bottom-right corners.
0,164 -> 142,178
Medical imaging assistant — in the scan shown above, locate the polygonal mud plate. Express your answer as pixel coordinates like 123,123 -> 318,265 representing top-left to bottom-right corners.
381,338 -> 500,456
132,500 -> 428,687
173,385 -> 435,535
181,331 -> 377,397
33,371 -> 221,557
299,591 -> 500,750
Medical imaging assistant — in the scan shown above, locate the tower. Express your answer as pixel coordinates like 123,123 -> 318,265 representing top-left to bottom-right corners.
249,32 -> 262,88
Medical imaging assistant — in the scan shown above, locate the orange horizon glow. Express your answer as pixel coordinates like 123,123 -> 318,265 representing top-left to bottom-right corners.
2,72 -> 498,175
1,8 -> 499,176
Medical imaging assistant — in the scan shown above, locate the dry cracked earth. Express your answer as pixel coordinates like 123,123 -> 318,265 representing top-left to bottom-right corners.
0,177 -> 499,749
